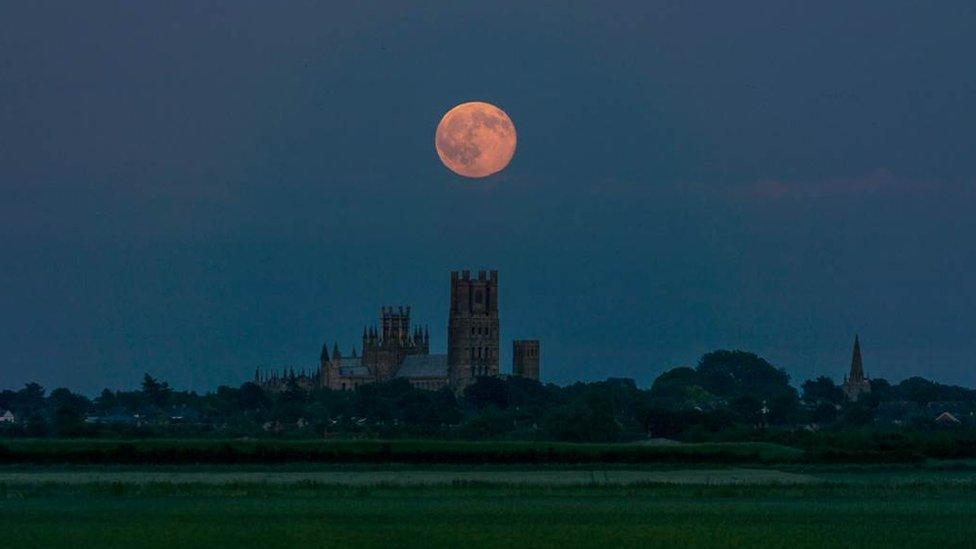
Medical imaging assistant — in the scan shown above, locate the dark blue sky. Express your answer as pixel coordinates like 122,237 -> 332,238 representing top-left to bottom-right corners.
2,2 -> 975,394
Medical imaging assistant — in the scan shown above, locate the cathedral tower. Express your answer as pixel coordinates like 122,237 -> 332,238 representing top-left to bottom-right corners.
448,270 -> 499,390
512,340 -> 540,381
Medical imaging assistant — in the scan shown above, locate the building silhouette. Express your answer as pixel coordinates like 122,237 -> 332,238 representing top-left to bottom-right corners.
842,335 -> 871,401
512,340 -> 540,380
255,270 -> 538,392
447,270 -> 500,389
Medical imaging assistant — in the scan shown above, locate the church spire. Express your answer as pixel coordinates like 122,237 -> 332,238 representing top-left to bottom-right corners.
320,342 -> 330,362
849,335 -> 865,382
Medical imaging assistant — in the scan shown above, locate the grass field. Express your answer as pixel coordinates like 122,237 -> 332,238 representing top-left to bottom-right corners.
3,466 -> 976,547
0,441 -> 970,546
0,438 -> 807,464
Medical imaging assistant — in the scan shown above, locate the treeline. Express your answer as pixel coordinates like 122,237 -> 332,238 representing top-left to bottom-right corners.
2,350 -> 976,447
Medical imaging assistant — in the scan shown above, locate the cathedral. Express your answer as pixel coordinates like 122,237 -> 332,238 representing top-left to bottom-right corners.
254,270 -> 540,392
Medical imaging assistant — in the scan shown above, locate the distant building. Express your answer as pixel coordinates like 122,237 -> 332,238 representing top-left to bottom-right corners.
84,407 -> 138,425
512,340 -> 540,381
255,270 -> 539,392
842,335 -> 871,401
0,410 -> 15,423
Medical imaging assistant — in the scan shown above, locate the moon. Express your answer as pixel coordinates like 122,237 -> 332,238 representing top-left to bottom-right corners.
435,101 -> 516,178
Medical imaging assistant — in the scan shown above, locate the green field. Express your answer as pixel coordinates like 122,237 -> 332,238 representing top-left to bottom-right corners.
4,465 -> 976,548
1,441 -> 972,546
0,438 -> 807,464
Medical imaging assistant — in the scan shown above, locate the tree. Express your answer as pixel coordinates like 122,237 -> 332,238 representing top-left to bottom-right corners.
802,376 -> 844,404
894,377 -> 976,404
464,377 -> 511,410
869,378 -> 893,401
461,408 -> 516,439
141,374 -> 172,407
640,407 -> 688,439
93,389 -> 118,412
729,395 -> 765,426
48,388 -> 91,413
25,413 -> 48,437
506,377 -> 550,408
650,367 -> 700,399
810,402 -> 839,424
353,379 -> 414,422
15,382 -> 46,415
696,351 -> 797,406
543,394 -> 620,443
237,382 -> 270,411
840,401 -> 875,426
398,388 -> 460,427
53,404 -> 85,436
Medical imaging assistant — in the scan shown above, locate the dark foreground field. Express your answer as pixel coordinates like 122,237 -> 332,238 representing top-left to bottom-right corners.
0,438 -> 806,464
2,440 -> 973,547
3,466 -> 976,548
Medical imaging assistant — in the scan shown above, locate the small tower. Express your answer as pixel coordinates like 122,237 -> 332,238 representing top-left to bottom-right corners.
318,343 -> 330,388
842,335 -> 871,401
512,340 -> 540,381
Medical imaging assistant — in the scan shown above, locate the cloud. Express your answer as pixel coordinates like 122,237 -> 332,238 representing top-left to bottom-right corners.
744,169 -> 893,200
736,169 -> 976,201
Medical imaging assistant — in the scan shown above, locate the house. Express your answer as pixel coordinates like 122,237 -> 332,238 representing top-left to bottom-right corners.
168,405 -> 203,424
935,411 -> 961,425
84,407 -> 138,425
0,410 -> 15,423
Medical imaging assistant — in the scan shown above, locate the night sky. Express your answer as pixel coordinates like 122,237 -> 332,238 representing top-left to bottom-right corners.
2,2 -> 975,394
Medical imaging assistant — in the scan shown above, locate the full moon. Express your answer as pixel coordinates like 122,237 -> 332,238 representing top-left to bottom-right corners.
435,101 -> 516,178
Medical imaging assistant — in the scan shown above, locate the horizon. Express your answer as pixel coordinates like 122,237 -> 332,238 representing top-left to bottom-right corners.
0,323 -> 950,397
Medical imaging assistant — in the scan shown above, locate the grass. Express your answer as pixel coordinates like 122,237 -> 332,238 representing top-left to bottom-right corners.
1,440 -> 965,546
0,467 -> 820,486
0,438 -> 806,465
2,480 -> 976,548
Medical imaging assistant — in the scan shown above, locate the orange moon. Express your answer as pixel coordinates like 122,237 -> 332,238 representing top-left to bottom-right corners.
435,101 -> 516,178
